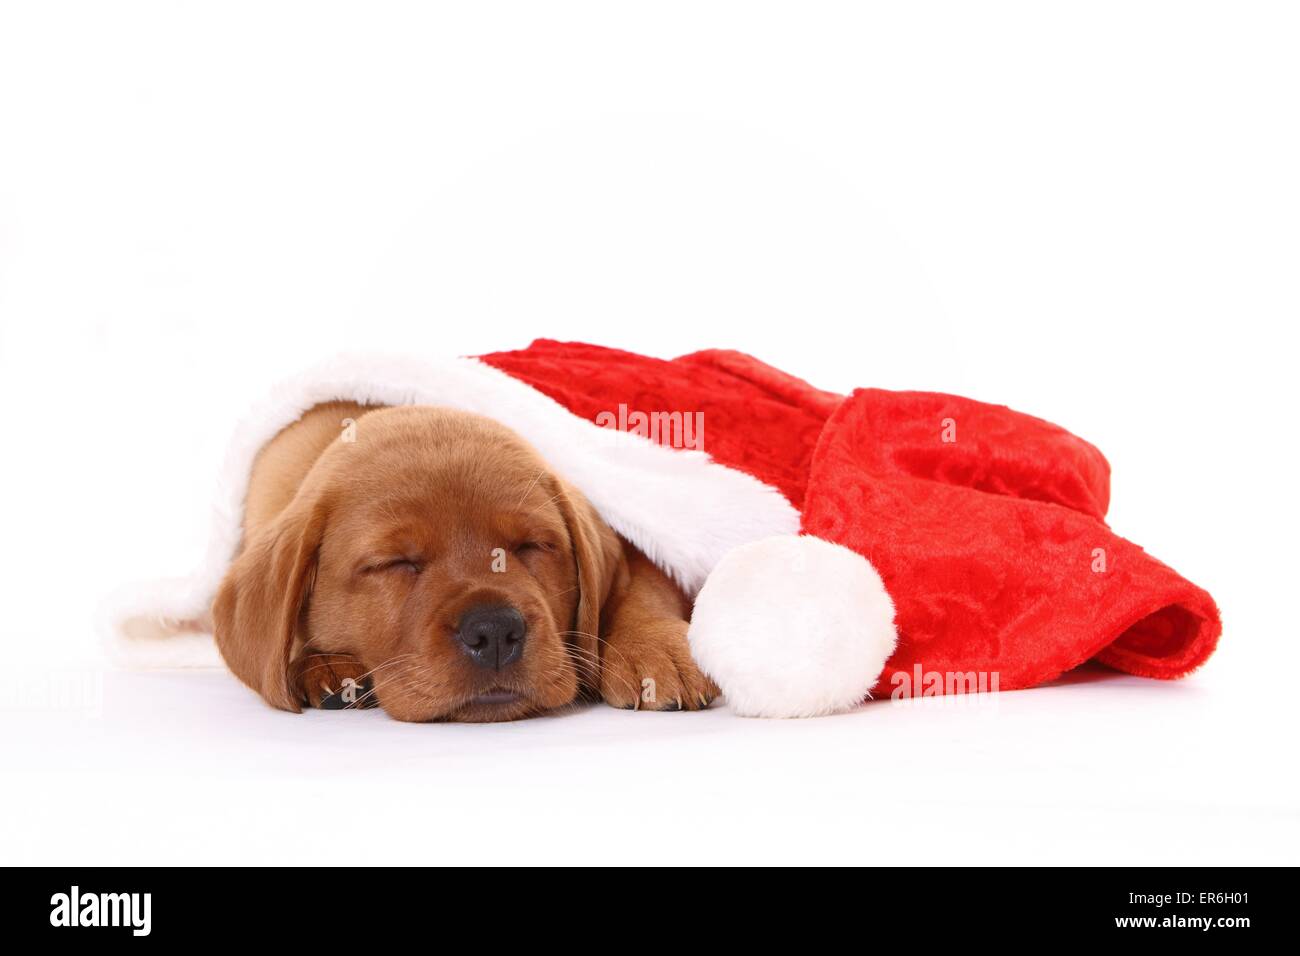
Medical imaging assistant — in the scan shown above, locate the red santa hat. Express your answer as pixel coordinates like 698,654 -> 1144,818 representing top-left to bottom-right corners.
105,340 -> 1220,718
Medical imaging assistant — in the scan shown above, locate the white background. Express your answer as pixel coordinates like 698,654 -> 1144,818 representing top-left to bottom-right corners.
1,2 -> 1296,865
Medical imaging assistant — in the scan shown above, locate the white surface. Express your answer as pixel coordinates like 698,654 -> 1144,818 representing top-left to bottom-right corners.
1,1 -> 1297,865
4,666 -> 1295,865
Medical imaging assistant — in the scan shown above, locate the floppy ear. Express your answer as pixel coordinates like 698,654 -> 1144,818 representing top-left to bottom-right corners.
553,478 -> 625,667
212,498 -> 327,712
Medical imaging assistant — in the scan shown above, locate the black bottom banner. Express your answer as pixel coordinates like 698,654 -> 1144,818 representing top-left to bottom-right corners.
3,866 -> 1281,944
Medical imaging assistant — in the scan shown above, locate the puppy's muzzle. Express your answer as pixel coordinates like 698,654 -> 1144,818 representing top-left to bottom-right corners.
455,604 -> 527,670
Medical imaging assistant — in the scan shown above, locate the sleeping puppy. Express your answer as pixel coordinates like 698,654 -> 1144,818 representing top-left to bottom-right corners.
213,401 -> 718,722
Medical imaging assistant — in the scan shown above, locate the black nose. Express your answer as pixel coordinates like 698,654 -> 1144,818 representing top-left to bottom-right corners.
455,605 -> 526,670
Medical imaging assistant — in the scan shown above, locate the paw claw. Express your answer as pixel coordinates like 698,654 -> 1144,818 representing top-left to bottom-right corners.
290,651 -> 372,710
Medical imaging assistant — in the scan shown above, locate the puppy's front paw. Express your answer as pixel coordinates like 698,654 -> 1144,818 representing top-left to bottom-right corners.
289,651 -> 376,709
600,622 -> 719,712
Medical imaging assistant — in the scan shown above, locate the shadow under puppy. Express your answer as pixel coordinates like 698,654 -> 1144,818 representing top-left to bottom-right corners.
213,402 -> 718,722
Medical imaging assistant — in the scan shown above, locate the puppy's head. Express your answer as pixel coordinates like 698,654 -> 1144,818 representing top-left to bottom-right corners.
213,406 -> 625,721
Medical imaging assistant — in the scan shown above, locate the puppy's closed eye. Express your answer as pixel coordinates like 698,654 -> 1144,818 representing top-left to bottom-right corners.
513,540 -> 554,556
363,557 -> 424,575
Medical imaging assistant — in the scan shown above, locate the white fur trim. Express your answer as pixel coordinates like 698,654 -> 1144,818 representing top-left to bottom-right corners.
687,535 -> 897,718
102,354 -> 800,668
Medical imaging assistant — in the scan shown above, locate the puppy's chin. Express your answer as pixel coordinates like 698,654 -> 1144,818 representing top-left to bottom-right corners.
379,681 -> 581,723
451,690 -> 543,723
449,679 -> 587,722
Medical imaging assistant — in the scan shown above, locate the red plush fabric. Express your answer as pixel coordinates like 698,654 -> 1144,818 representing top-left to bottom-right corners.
479,339 -> 1221,693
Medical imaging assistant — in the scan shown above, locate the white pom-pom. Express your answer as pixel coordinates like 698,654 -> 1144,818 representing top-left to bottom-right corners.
688,535 -> 897,718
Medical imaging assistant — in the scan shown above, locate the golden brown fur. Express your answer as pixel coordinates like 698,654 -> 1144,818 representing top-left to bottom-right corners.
212,403 -> 717,722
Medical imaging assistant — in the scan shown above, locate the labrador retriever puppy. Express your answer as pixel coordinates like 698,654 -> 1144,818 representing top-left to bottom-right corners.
213,401 -> 718,721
